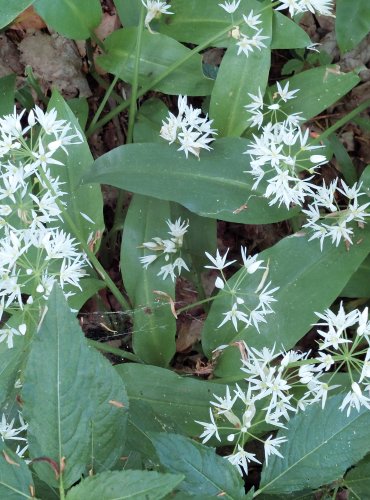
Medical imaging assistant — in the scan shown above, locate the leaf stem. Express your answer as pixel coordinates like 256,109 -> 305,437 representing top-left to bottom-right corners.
88,75 -> 119,132
88,338 -> 141,362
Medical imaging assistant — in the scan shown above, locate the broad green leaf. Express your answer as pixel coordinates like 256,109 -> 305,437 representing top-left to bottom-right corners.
88,348 -> 129,473
97,28 -> 213,96
0,74 -> 16,117
0,445 -> 34,499
82,139 -> 295,224
0,0 -> 34,29
360,164 -> 370,196
22,286 -> 96,488
121,195 -> 176,366
336,0 -> 370,53
210,1 -> 272,137
345,454 -> 370,499
34,0 -> 102,39
47,91 -> 104,243
116,363 -> 227,436
271,11 -> 311,49
276,66 -> 360,122
67,278 -> 105,311
341,254 -> 370,298
153,433 -> 244,499
67,97 -> 89,130
328,134 -> 357,185
113,0 -> 140,26
133,98 -> 169,144
202,227 -> 370,361
66,470 -> 184,500
258,395 -> 370,495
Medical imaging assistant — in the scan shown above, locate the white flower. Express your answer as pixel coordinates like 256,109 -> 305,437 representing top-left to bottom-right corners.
240,246 -> 264,274
0,414 -> 27,442
264,435 -> 287,466
340,383 -> 370,416
227,445 -> 261,476
275,82 -> 299,102
236,30 -> 269,57
141,0 -> 173,32
205,249 -> 236,271
195,409 -> 221,443
218,303 -> 250,331
218,0 -> 241,13
0,324 -> 26,349
242,10 -> 262,30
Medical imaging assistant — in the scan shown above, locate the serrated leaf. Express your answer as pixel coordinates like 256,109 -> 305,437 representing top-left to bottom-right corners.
22,286 -> 96,488
97,28 -> 213,96
258,395 -> 370,495
152,433 -> 244,499
0,445 -> 34,499
345,454 -> 370,499
81,139 -> 296,225
88,348 -> 129,473
115,364 -> 228,437
66,470 -> 184,500
34,0 -> 102,39
121,195 -> 176,366
202,227 -> 370,361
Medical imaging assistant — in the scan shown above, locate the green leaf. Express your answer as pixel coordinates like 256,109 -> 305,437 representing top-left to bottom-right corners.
81,139 -> 295,224
121,195 -> 176,366
341,254 -> 370,298
66,470 -> 184,500
22,286 -> 96,488
276,66 -> 360,122
97,28 -> 213,96
134,98 -> 169,144
0,74 -> 16,117
0,0 -> 34,29
152,433 -> 245,499
258,394 -> 370,495
345,454 -> 370,499
88,348 -> 129,473
336,0 -> 370,53
47,91 -> 104,243
210,1 -> 271,137
202,227 -> 370,361
67,278 -> 105,312
116,363 -> 227,437
271,11 -> 311,49
34,0 -> 102,39
22,286 -> 128,489
328,134 -> 357,185
0,445 -> 34,499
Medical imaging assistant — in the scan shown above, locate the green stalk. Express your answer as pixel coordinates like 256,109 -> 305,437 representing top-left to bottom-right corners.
314,98 -> 370,143
88,75 -> 119,132
85,14 -> 254,137
87,338 -> 141,362
109,5 -> 146,241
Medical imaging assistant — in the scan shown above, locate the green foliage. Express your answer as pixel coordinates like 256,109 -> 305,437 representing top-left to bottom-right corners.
336,0 -> 370,53
152,433 -> 245,498
259,394 -> 370,495
344,454 -> 370,499
33,0 -> 102,39
0,0 -> 34,29
82,139 -> 295,224
0,444 -> 34,499
0,74 -> 16,117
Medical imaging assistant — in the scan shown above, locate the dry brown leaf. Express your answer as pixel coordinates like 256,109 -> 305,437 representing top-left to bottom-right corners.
11,6 -> 46,31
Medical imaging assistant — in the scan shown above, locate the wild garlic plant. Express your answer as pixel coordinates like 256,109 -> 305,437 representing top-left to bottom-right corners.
0,106 -> 89,345
197,302 -> 370,476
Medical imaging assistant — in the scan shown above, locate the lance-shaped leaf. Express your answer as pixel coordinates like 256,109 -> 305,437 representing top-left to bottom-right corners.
0,0 -> 34,29
97,28 -> 213,96
336,0 -> 370,53
258,395 -> 370,495
121,195 -> 176,366
0,444 -> 34,499
271,11 -> 311,49
34,0 -> 102,39
47,91 -> 104,244
81,139 -> 295,224
22,286 -> 128,489
66,470 -> 184,500
152,433 -> 245,499
202,226 -> 370,360
0,74 -> 16,116
210,0 -> 272,137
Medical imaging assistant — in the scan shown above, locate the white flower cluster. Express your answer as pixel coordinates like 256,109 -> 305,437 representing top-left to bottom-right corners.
205,247 -> 278,332
0,411 -> 29,462
160,95 -> 217,158
139,217 -> 190,281
141,0 -> 173,33
275,0 -> 334,17
0,106 -> 88,348
197,302 -> 370,475
244,84 -> 370,249
219,2 -> 269,57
